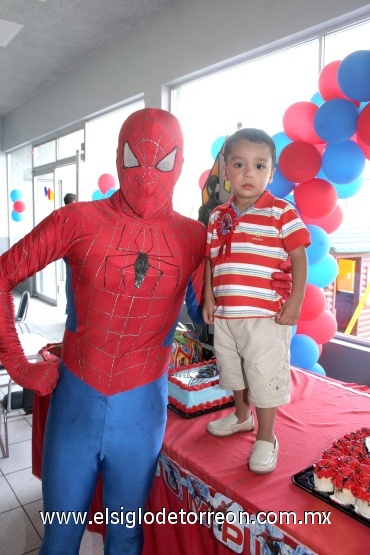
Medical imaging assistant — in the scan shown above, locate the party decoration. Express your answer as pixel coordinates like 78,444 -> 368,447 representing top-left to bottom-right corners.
313,99 -> 358,144
11,210 -> 23,222
13,200 -> 26,213
267,167 -> 294,198
211,135 -> 226,159
322,140 -> 366,184
308,363 -> 326,376
301,204 -> 343,235
279,141 -> 321,183
169,325 -> 202,368
92,190 -> 105,201
98,173 -> 116,195
318,60 -> 355,102
290,334 -> 319,369
271,131 -> 291,160
294,178 -> 337,219
283,101 -> 323,143
306,225 -> 330,265
297,310 -> 338,345
332,176 -> 363,199
310,91 -> 325,107
307,254 -> 339,288
356,102 -> 370,146
199,169 -> 212,190
299,283 -> 327,321
10,189 -> 22,202
337,50 -> 370,102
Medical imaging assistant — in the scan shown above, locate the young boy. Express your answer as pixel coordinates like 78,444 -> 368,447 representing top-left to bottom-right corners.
202,128 -> 310,474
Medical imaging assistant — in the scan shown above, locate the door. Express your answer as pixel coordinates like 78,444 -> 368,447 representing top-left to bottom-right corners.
33,163 -> 77,305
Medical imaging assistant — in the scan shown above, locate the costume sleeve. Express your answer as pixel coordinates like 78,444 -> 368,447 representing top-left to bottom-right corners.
185,258 -> 206,326
0,209 -> 71,393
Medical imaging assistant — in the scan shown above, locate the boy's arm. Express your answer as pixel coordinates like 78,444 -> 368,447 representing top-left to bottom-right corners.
275,246 -> 308,326
202,258 -> 215,324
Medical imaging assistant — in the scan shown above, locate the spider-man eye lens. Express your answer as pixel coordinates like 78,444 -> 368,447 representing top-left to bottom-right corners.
156,147 -> 177,172
123,142 -> 140,168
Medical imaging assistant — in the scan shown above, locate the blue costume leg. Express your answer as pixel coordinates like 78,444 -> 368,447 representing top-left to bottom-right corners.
39,364 -> 167,555
102,373 -> 168,554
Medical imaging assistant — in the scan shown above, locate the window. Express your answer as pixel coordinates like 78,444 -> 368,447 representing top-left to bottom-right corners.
172,16 -> 370,345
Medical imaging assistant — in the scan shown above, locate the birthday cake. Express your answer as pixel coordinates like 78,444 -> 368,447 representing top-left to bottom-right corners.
168,359 -> 234,418
313,427 -> 370,519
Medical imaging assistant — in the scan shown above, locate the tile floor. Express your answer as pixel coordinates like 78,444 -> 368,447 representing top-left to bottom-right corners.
0,293 -> 104,554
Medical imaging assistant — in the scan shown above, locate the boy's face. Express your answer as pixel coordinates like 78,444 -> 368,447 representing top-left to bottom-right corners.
223,139 -> 274,211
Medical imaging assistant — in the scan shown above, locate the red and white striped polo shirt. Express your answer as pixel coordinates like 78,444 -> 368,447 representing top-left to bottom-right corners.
206,191 -> 311,319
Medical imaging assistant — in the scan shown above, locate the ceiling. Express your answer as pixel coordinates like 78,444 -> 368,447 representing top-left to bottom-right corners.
0,0 -> 174,117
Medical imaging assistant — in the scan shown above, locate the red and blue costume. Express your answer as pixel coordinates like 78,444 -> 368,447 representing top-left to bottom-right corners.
0,108 -> 207,554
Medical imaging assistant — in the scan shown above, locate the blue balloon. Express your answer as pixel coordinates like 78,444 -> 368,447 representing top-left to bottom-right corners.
333,176 -> 363,199
308,362 -> 326,376
338,50 -> 370,102
211,135 -> 227,160
306,225 -> 330,265
10,189 -> 22,202
308,254 -> 338,288
322,140 -> 365,184
310,91 -> 325,107
105,187 -> 118,198
272,132 -> 291,160
313,99 -> 358,144
267,166 -> 294,198
11,210 -> 23,222
290,334 -> 319,369
92,190 -> 105,200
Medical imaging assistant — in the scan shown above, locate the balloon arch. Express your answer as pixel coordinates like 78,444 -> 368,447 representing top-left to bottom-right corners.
199,50 -> 370,375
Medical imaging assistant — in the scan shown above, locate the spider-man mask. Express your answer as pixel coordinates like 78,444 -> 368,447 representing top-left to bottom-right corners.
116,108 -> 184,218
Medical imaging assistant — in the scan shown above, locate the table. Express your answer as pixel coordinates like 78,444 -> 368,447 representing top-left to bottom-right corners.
32,368 -> 370,554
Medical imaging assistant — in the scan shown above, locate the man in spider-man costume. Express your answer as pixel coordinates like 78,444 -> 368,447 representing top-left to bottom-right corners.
0,108 -> 290,554
0,108 -> 207,554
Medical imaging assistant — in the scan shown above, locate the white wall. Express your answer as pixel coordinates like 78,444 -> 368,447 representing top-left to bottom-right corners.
2,0 -> 370,150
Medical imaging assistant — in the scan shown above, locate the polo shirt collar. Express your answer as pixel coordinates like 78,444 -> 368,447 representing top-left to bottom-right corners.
230,190 -> 275,213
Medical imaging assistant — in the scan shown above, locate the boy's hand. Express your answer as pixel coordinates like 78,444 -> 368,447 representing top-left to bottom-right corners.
202,298 -> 215,325
275,297 -> 301,326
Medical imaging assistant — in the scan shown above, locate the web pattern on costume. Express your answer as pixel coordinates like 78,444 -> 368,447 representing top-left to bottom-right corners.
0,109 -> 207,396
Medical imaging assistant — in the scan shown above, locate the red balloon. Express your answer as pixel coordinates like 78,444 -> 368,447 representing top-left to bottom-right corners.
318,60 -> 358,103
13,200 -> 26,213
297,310 -> 337,344
198,169 -> 211,190
357,102 -> 370,146
301,204 -> 343,234
356,133 -> 370,160
294,178 -> 338,219
98,173 -> 116,194
278,142 -> 321,183
283,102 -> 324,144
300,284 -> 327,321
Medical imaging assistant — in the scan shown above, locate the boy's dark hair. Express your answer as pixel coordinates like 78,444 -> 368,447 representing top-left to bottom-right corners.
64,193 -> 76,205
223,128 -> 276,167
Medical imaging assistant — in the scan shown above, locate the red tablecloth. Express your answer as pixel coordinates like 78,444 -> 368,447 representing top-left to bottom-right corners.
32,368 -> 370,554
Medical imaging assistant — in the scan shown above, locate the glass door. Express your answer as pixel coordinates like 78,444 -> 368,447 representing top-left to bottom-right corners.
33,172 -> 58,304
33,163 -> 77,305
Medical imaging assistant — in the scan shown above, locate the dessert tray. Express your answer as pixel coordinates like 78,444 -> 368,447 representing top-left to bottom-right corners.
292,466 -> 370,527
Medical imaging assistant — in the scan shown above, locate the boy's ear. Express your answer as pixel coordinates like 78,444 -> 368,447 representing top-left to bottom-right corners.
222,164 -> 228,180
268,166 -> 276,184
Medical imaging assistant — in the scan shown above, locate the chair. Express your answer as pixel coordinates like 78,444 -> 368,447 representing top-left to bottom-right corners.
15,290 -> 30,333
0,379 -> 33,458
